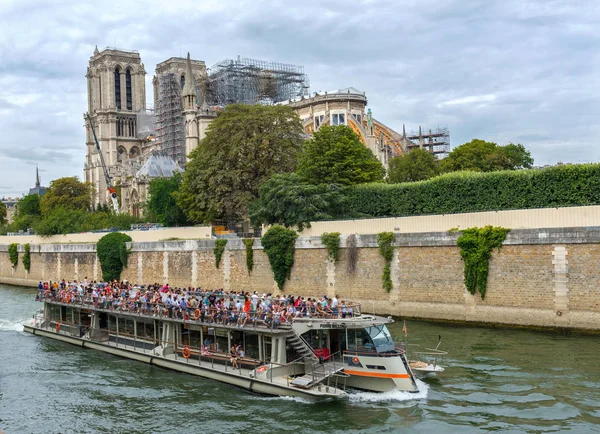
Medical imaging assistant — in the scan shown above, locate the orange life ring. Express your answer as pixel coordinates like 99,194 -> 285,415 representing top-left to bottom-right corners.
182,346 -> 191,359
256,365 -> 268,373
353,357 -> 359,364
56,322 -> 61,332
194,309 -> 201,320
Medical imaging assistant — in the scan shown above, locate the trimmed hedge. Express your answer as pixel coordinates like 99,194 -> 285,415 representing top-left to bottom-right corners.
346,164 -> 600,218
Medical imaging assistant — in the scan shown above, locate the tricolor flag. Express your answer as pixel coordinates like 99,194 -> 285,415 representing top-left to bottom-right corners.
402,320 -> 407,337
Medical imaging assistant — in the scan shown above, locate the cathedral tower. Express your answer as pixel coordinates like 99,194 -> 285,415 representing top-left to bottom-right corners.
84,46 -> 147,207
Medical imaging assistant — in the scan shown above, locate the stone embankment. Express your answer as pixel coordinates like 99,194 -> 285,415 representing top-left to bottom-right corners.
2,227 -> 600,331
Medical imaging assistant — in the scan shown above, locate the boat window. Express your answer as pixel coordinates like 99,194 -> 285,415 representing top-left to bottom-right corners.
243,332 -> 260,360
263,335 -> 272,362
301,329 -> 328,349
214,328 -> 229,353
137,320 -> 155,341
118,317 -> 134,336
365,325 -> 395,353
108,315 -> 117,332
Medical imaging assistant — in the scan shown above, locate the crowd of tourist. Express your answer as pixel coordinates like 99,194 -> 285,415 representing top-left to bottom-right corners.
37,278 -> 357,329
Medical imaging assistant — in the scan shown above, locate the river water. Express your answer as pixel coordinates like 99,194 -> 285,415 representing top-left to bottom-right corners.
1,285 -> 599,434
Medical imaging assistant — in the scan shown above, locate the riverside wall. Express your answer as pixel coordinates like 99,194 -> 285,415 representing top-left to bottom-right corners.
2,227 -> 600,331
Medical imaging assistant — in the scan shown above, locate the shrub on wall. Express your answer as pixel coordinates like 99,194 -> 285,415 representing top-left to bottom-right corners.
262,225 -> 298,290
244,238 -> 255,274
214,239 -> 228,269
346,234 -> 358,273
96,232 -> 132,282
8,243 -> 18,268
376,232 -> 395,292
321,232 -> 341,262
23,243 -> 31,273
346,164 -> 600,218
456,226 -> 510,299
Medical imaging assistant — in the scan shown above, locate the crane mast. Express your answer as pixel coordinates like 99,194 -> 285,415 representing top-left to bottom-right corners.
85,113 -> 120,214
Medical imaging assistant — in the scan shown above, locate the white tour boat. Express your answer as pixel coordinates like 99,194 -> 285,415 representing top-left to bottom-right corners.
24,295 -> 420,400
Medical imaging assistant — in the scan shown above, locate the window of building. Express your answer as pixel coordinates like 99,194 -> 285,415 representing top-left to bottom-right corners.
125,69 -> 132,111
314,114 -> 325,129
332,113 -> 346,126
180,74 -> 185,90
114,68 -> 121,109
352,113 -> 362,124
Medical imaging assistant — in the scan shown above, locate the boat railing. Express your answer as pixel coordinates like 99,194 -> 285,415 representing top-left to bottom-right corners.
36,294 -> 360,331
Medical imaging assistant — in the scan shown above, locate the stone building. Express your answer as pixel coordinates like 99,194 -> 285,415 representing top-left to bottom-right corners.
84,47 -> 447,214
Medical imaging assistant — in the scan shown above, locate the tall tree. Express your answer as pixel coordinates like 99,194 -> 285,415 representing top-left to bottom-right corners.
503,143 -> 534,169
296,125 -> 385,185
175,104 -> 304,225
0,201 -> 6,225
249,173 -> 347,230
40,177 -> 93,215
145,172 -> 188,226
388,148 -> 439,183
440,139 -> 534,173
11,193 -> 42,231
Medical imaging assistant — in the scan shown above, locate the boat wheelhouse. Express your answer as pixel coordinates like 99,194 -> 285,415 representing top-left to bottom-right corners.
25,295 -> 419,399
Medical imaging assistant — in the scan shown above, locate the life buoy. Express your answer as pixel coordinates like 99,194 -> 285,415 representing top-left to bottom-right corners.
256,365 -> 268,373
56,322 -> 61,332
194,309 -> 201,320
353,357 -> 359,364
182,346 -> 191,359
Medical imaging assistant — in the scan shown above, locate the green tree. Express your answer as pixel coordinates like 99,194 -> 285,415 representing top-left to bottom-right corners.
40,177 -> 92,215
388,148 -> 439,183
145,172 -> 188,226
440,139 -> 534,173
249,173 -> 347,230
12,194 -> 42,231
296,125 -> 385,185
175,104 -> 304,226
503,143 -> 534,169
0,201 -> 6,225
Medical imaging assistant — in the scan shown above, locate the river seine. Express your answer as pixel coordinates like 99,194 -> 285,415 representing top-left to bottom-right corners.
1,284 -> 599,433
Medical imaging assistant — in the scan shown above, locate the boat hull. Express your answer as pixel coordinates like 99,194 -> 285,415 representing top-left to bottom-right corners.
23,325 -> 344,400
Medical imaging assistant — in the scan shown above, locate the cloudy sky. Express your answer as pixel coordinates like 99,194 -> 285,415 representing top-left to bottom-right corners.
1,0 -> 599,197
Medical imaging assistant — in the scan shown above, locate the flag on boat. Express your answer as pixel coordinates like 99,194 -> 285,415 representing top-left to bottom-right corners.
402,321 -> 407,337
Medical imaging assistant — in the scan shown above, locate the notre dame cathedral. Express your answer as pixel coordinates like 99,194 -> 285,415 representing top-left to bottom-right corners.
84,46 -> 449,216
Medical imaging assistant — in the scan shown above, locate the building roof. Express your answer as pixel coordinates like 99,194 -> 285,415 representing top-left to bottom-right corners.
135,153 -> 181,178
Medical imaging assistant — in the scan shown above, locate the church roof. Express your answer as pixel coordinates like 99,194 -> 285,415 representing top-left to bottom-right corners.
135,153 -> 182,178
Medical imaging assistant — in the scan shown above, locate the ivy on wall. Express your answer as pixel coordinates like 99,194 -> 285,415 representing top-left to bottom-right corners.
96,232 -> 132,282
347,233 -> 358,273
8,243 -> 18,268
23,243 -> 31,273
262,226 -> 298,290
456,226 -> 510,299
214,239 -> 228,269
376,232 -> 395,292
244,238 -> 255,274
321,232 -> 341,262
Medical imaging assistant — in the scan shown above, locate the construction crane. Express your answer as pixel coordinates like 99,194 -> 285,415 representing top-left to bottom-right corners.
85,113 -> 119,214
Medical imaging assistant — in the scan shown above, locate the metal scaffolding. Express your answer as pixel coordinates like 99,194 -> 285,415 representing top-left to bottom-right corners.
155,73 -> 186,168
406,126 -> 451,158
206,56 -> 310,106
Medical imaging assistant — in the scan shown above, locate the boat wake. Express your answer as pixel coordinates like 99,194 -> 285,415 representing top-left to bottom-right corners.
348,379 -> 429,403
0,318 -> 28,332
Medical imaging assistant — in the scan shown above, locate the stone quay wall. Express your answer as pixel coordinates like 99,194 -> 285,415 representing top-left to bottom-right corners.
2,227 -> 600,331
